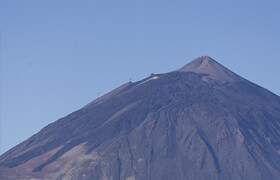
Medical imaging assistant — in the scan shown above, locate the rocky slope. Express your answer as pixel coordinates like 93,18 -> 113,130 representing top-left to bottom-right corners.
1,56 -> 280,180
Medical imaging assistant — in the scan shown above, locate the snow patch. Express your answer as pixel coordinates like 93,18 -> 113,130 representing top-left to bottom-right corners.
126,176 -> 135,180
138,158 -> 144,163
139,76 -> 159,85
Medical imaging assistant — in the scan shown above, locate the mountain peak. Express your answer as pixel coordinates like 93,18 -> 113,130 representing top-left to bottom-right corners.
176,56 -> 239,82
1,55 -> 280,180
193,55 -> 214,61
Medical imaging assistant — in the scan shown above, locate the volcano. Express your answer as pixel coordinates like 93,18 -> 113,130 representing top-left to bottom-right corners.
1,56 -> 280,180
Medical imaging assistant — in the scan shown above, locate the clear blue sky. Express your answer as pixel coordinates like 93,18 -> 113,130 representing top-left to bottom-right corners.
0,0 -> 280,154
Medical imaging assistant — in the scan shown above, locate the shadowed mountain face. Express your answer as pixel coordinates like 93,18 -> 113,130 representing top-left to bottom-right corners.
1,56 -> 280,180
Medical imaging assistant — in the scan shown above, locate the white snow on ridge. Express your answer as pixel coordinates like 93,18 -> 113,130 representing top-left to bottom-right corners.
138,76 -> 159,85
